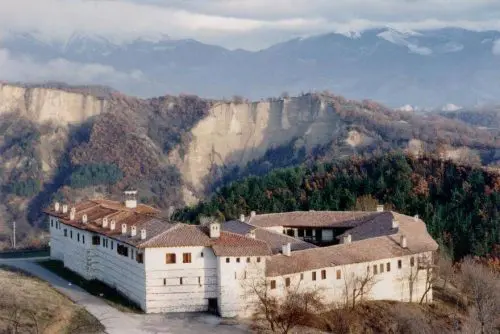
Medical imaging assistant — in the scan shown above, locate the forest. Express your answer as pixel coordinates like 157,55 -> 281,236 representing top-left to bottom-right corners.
175,152 -> 500,260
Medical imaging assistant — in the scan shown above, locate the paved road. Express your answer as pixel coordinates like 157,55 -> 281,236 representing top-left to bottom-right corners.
0,259 -> 249,334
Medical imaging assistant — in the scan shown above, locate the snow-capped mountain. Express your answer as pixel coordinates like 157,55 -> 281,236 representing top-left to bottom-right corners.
1,28 -> 500,107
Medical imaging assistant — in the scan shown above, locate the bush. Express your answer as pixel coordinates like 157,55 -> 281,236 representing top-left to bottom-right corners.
68,164 -> 123,188
5,179 -> 41,197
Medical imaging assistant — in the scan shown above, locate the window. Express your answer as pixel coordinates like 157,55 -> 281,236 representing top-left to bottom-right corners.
285,277 -> 291,287
131,249 -> 134,259
111,241 -> 113,250
183,253 -> 192,263
166,253 -> 176,264
380,263 -> 384,273
82,235 -> 85,244
247,257 -> 251,263
410,257 -> 415,267
180,277 -> 183,285
386,262 -> 391,272
70,230 -> 73,239
336,270 -> 341,280
300,273 -> 304,280
257,257 -> 261,263
201,252 -> 204,258
305,229 -> 313,237
117,244 -> 129,257
373,265 -> 378,275
298,229 -> 305,237
92,236 -> 100,245
64,229 -> 67,237
398,259 -> 402,269
51,219 -> 54,227
236,258 -> 240,263
198,277 -> 201,285
312,271 -> 317,281
136,253 -> 144,263
226,258 -> 230,263
321,270 -> 327,280
77,233 -> 80,242
163,278 -> 166,286
270,280 -> 276,289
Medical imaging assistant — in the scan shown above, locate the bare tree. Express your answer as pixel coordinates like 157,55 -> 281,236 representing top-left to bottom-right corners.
342,265 -> 377,309
437,250 -> 454,290
247,278 -> 324,334
458,257 -> 500,334
354,195 -> 379,212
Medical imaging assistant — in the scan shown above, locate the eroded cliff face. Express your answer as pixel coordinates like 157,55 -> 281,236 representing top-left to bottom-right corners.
169,95 -> 348,203
0,84 -> 108,125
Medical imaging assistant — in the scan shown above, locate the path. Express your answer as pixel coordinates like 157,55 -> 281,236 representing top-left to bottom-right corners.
0,258 -> 248,334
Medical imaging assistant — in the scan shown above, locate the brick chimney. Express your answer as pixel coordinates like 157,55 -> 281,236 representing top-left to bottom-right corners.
400,235 -> 408,248
140,229 -> 147,240
250,211 -> 256,218
62,204 -> 68,214
131,225 -> 137,237
110,220 -> 116,231
121,223 -> 127,235
69,207 -> 76,220
392,218 -> 399,229
209,221 -> 221,239
342,233 -> 352,244
54,202 -> 60,212
124,190 -> 138,209
239,214 -> 245,222
376,205 -> 384,212
102,217 -> 109,228
82,214 -> 88,224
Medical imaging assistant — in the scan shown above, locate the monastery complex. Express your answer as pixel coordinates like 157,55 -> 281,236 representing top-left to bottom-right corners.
45,191 -> 439,317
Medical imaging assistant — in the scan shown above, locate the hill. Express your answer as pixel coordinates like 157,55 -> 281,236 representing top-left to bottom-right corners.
174,153 -> 500,260
0,83 -> 500,248
0,266 -> 102,333
2,28 -> 500,107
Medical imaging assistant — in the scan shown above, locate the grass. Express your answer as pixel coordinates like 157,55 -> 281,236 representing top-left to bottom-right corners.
0,266 -> 104,334
38,259 -> 142,313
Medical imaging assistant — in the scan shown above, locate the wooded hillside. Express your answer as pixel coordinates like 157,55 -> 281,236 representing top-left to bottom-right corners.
175,153 -> 500,260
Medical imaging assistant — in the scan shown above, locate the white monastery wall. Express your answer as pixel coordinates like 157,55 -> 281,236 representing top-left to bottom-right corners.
144,246 -> 217,313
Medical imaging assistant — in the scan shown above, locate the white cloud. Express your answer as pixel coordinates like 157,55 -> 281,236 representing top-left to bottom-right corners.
493,40 -> 500,55
0,0 -> 500,49
0,48 -> 145,86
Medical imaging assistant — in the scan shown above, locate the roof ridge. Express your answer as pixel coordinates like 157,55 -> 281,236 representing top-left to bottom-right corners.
138,221 -> 182,246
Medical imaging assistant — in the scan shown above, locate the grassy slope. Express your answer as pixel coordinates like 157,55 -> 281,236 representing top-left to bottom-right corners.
0,267 -> 103,334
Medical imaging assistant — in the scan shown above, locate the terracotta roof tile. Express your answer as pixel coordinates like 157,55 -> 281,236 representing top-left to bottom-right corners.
248,211 -> 379,228
265,213 -> 438,277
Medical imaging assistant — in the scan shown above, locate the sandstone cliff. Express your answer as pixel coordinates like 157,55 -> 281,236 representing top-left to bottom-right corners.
0,83 -> 108,125
169,96 -> 352,203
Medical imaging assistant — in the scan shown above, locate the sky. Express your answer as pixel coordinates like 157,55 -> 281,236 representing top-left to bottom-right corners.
1,0 -> 500,50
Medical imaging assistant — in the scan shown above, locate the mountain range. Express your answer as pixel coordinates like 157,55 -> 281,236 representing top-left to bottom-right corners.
1,28 -> 500,107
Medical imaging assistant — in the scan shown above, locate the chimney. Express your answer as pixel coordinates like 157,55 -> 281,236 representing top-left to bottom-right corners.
82,214 -> 88,224
239,214 -> 245,222
131,225 -> 137,237
392,218 -> 399,229
250,211 -> 256,218
54,202 -> 60,212
69,207 -> 76,220
102,217 -> 109,228
376,205 -> 384,212
124,190 -> 138,209
414,214 -> 419,222
209,221 -> 221,239
62,204 -> 68,214
110,220 -> 116,231
121,224 -> 127,235
400,235 -> 408,248
342,233 -> 352,244
247,230 -> 256,239
140,229 -> 147,240
282,243 -> 291,256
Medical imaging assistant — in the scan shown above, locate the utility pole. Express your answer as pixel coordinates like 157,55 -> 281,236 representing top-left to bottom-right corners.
12,221 -> 16,249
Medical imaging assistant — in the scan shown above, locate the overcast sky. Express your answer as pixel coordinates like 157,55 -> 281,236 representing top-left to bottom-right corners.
1,0 -> 500,50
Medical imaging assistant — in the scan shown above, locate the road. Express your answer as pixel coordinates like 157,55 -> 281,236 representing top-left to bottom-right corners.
0,258 -> 249,334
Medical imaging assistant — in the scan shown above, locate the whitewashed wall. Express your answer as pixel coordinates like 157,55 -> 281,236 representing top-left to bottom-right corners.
144,246 -> 217,313
216,255 -> 266,317
265,252 -> 433,306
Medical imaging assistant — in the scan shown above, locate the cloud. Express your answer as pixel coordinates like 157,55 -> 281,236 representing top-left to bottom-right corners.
0,48 -> 145,87
0,0 -> 500,49
493,40 -> 500,55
